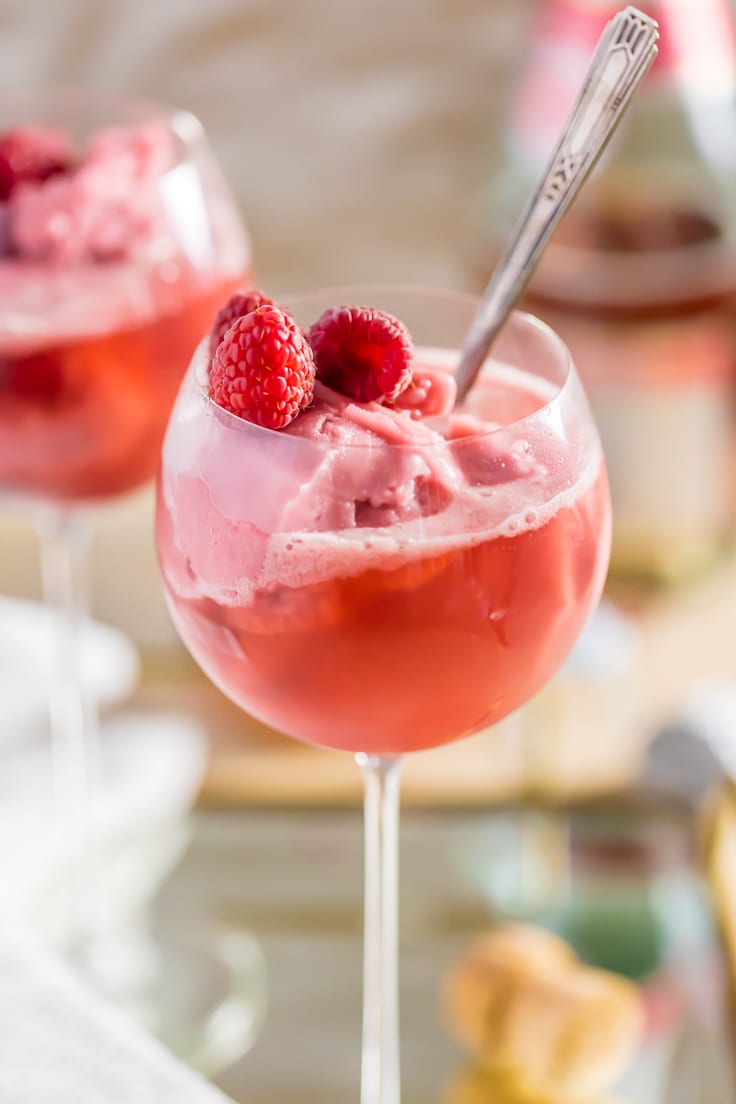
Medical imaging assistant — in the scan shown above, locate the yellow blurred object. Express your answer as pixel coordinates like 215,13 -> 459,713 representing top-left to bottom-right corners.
444,1065 -> 623,1104
442,925 -> 644,1103
703,781 -> 736,996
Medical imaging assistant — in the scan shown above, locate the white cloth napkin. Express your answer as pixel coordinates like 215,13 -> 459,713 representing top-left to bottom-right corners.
0,712 -> 208,935
0,927 -> 232,1103
0,597 -> 140,749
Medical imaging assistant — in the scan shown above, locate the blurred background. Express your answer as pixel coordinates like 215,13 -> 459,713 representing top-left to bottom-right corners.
5,0 -> 736,1101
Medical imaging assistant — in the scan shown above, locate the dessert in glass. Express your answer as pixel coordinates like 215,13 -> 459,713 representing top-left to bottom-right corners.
0,90 -> 251,1058
0,94 -> 248,503
157,286 -> 611,1102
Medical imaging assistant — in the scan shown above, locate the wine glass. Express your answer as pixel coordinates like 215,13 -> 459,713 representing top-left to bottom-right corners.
0,88 -> 257,1065
156,286 -> 612,1102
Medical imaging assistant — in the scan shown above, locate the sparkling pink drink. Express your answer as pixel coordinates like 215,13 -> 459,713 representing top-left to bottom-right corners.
158,326 -> 610,755
0,270 -> 245,502
0,110 -> 250,505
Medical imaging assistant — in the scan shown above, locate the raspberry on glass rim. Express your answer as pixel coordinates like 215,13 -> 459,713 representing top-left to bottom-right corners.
209,304 -> 315,429
206,296 -> 429,430
208,288 -> 275,356
309,304 -> 414,403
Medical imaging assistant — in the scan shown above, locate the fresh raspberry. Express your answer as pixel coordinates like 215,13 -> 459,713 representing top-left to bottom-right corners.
208,290 -> 274,356
308,306 -> 414,403
209,305 -> 315,429
0,125 -> 72,201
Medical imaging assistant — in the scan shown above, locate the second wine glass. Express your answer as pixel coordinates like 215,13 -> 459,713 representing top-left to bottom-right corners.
0,88 -> 257,1067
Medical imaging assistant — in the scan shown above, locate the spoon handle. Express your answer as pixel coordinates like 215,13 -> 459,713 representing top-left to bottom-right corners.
455,6 -> 659,403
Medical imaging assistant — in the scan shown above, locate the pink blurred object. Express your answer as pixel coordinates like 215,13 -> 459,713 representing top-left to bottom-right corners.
9,122 -> 172,263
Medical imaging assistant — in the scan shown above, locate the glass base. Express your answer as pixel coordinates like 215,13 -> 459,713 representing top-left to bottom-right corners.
68,918 -> 267,1077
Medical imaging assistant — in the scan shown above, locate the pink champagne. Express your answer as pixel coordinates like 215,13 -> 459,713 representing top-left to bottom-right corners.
0,272 -> 247,503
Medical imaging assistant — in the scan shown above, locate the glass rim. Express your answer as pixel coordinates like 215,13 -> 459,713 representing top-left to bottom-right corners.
196,285 -> 579,448
2,85 -> 206,150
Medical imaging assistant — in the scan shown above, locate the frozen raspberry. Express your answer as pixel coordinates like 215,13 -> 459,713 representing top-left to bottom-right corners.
209,289 -> 274,356
209,305 -> 315,429
0,125 -> 72,201
308,306 -> 414,403
9,122 -> 171,262
3,349 -> 65,405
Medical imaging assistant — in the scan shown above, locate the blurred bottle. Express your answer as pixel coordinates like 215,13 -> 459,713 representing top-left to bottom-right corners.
483,0 -> 736,584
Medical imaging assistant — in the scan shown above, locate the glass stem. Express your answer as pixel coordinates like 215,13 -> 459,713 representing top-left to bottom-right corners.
357,753 -> 402,1104
36,507 -> 100,949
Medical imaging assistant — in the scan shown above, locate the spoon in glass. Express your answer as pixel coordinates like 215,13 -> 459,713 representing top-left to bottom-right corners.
454,5 -> 659,403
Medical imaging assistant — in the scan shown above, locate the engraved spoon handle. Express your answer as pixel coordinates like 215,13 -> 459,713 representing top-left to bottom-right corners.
454,5 -> 659,403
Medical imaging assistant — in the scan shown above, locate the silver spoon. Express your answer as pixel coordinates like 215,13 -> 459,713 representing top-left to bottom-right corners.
454,5 -> 659,403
